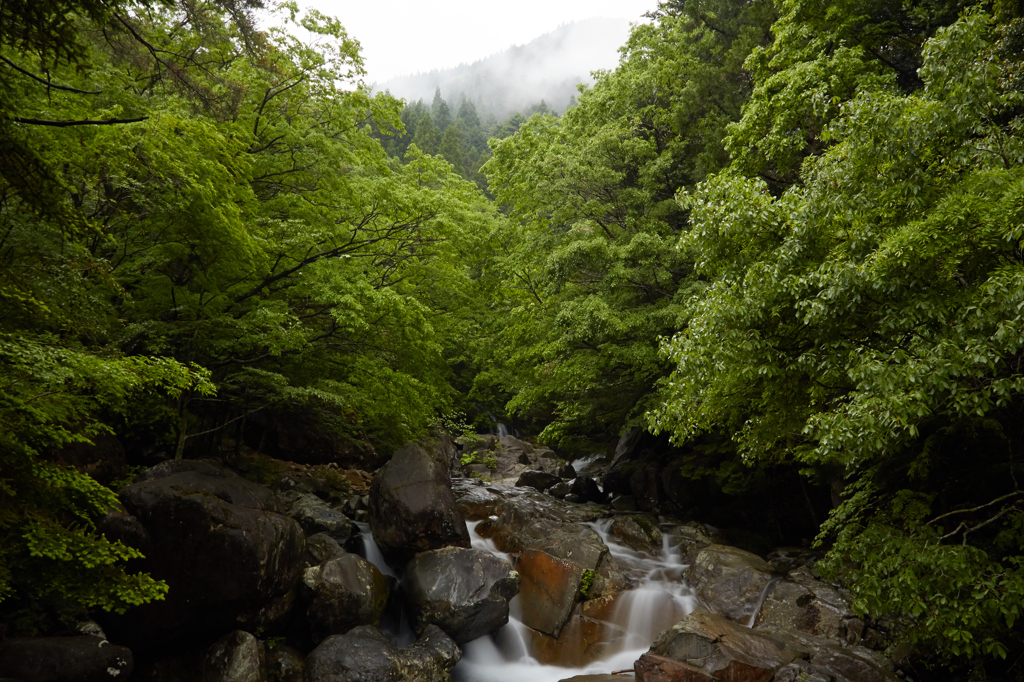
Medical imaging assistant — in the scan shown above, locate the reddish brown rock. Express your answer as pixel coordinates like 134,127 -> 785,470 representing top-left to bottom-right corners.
528,612 -> 621,667
517,549 -> 584,637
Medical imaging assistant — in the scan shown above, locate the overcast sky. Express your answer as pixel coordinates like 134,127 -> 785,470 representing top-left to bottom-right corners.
298,0 -> 659,83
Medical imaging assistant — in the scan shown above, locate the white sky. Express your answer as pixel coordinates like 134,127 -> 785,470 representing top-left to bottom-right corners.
299,0 -> 659,83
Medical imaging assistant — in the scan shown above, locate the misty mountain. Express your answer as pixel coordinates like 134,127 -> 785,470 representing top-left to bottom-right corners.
376,18 -> 631,119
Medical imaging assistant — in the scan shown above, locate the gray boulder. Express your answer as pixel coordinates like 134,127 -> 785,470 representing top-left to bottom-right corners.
403,547 -> 520,643
303,554 -> 392,643
639,610 -> 805,681
0,636 -> 133,682
569,476 -> 604,504
110,460 -> 305,643
282,492 -> 356,544
265,643 -> 304,682
686,544 -> 774,623
306,625 -> 460,682
515,470 -> 561,492
607,515 -> 663,554
755,565 -> 860,643
304,533 -> 347,567
204,630 -> 263,682
368,443 -> 470,566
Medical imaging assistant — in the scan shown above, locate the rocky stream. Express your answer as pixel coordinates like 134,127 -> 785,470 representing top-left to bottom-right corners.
0,435 -> 908,682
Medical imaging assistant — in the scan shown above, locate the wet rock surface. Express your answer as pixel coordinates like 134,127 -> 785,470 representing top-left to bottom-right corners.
302,553 -> 392,643
686,544 -> 774,623
642,610 -> 803,681
517,548 -> 586,637
0,636 -> 134,682
754,565 -> 859,643
368,443 -> 471,567
403,546 -> 520,643
305,624 -> 460,682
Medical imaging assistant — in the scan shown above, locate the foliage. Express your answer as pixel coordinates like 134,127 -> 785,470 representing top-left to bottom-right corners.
0,0 -> 497,622
649,4 -> 1024,665
482,0 -> 775,449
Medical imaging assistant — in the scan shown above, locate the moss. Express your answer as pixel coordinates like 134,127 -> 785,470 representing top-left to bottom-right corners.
579,569 -> 596,599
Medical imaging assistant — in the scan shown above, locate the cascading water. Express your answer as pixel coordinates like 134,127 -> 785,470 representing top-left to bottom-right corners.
354,517 -> 695,681
453,519 -> 695,682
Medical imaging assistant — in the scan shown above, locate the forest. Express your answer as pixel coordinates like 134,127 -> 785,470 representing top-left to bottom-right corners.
1,0 -> 1023,679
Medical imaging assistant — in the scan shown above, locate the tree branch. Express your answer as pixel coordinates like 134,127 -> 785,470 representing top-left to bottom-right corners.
0,56 -> 101,94
928,490 -> 1024,526
13,116 -> 148,127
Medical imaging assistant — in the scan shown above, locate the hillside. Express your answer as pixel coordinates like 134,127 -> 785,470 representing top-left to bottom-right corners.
376,18 -> 631,118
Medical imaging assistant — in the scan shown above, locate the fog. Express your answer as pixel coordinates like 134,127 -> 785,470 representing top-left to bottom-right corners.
376,18 -> 633,118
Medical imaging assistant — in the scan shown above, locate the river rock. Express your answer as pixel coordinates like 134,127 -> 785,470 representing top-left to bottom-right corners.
686,545 -> 774,623
528,610 -> 624,667
282,492 -> 357,544
517,548 -> 585,637
304,533 -> 347,566
204,630 -> 263,682
303,553 -> 392,643
548,481 -> 572,498
403,546 -> 520,643
754,622 -> 900,682
368,443 -> 471,566
754,565 -> 858,642
265,643 -> 305,682
608,515 -> 663,554
516,470 -> 562,492
569,475 -> 605,504
557,462 -> 577,479
0,636 -> 133,682
306,625 -> 460,682
641,610 -> 805,681
110,460 -> 305,642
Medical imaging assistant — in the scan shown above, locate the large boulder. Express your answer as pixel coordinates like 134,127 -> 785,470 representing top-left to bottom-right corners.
304,533 -> 347,567
0,636 -> 133,682
303,554 -> 392,643
368,443 -> 471,566
204,630 -> 263,682
637,610 -> 805,681
569,476 -> 605,504
754,622 -> 900,682
515,470 -> 561,492
516,549 -> 585,638
108,460 -> 305,643
686,545 -> 774,623
403,547 -> 520,643
305,625 -> 460,682
753,565 -> 861,643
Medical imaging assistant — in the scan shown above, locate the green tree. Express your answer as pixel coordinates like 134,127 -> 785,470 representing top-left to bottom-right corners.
482,0 -> 775,448
650,6 -> 1024,667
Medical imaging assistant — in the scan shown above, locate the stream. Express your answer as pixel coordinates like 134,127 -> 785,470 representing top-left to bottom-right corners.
359,513 -> 697,681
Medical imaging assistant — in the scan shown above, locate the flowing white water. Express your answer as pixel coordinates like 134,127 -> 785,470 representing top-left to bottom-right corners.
354,517 -> 695,681
354,521 -> 397,578
452,518 -> 695,682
